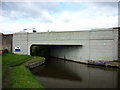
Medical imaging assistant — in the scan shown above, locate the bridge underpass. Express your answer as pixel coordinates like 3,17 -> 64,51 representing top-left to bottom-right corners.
30,44 -> 82,61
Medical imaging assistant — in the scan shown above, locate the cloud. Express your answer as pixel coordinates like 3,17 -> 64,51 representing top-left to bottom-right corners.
0,2 -> 118,34
1,2 -> 61,19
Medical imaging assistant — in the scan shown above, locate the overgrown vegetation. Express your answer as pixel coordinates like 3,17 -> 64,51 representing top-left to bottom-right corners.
2,53 -> 44,88
31,45 -> 50,57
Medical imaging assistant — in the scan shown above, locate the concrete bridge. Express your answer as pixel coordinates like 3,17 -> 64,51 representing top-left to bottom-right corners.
13,28 -> 120,63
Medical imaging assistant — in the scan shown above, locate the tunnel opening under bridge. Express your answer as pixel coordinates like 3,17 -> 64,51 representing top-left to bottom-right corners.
30,45 -> 50,57
30,44 -> 82,60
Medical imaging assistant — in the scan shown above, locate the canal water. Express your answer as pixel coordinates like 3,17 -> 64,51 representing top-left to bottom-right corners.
31,58 -> 120,88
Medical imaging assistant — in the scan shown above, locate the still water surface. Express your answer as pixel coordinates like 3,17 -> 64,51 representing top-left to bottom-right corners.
31,58 -> 120,88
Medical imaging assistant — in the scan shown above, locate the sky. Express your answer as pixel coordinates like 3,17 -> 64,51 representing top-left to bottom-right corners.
0,0 -> 119,34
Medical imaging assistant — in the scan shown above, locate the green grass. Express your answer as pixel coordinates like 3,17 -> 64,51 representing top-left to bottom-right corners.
2,53 -> 45,88
8,66 -> 44,88
0,55 -> 2,64
2,53 -> 32,74
2,53 -> 32,67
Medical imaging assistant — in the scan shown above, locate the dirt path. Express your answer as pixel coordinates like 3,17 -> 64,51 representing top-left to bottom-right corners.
2,67 -> 12,88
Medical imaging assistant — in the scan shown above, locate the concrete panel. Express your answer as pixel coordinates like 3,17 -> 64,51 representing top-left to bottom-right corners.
90,31 -> 114,40
113,30 -> 118,60
118,29 -> 120,60
13,33 -> 28,41
90,40 -> 114,61
28,31 -> 90,41
13,41 -> 28,55
13,33 -> 28,54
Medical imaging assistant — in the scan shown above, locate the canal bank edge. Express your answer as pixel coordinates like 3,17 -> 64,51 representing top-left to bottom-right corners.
51,57 -> 120,68
88,60 -> 120,68
27,56 -> 120,68
2,53 -> 46,88
26,59 -> 45,69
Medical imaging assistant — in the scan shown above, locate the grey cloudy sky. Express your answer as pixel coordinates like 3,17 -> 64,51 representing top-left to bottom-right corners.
0,0 -> 119,34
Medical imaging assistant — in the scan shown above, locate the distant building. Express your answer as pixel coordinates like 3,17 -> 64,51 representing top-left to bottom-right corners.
0,33 -> 13,54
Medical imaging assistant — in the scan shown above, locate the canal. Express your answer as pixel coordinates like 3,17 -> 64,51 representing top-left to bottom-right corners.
31,58 -> 120,88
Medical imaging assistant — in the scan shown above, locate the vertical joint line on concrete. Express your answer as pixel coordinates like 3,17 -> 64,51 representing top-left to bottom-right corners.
118,29 -> 120,60
27,32 -> 28,55
113,30 -> 114,60
89,31 -> 91,61
11,35 -> 13,53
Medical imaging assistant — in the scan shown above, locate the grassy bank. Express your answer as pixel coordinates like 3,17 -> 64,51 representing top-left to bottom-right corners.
2,53 -> 32,74
22,56 -> 45,66
2,53 -> 45,88
9,66 -> 43,88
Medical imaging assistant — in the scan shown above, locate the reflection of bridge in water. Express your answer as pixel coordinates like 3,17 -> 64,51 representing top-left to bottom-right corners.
31,58 -> 120,88
13,28 -> 120,63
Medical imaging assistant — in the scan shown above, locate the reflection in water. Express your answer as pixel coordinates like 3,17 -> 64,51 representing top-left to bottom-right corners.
118,71 -> 120,88
31,58 -> 120,88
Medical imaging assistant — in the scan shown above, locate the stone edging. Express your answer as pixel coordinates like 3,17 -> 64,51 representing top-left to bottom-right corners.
26,59 -> 45,69
51,57 -> 120,68
88,60 -> 120,68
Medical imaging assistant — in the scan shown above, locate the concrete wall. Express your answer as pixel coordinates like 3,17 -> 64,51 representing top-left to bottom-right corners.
13,28 -> 119,62
13,33 -> 28,54
90,30 -> 116,61
118,29 -> 120,60
49,30 -> 118,62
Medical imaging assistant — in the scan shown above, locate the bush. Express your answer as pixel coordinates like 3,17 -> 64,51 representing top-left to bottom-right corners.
31,46 -> 50,57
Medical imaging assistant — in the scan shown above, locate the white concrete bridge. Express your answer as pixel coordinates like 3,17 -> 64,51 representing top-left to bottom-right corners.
13,28 -> 120,63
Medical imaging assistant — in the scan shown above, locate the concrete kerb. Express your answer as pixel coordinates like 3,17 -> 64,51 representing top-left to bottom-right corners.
26,59 -> 45,69
87,60 -> 120,68
51,56 -> 120,68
